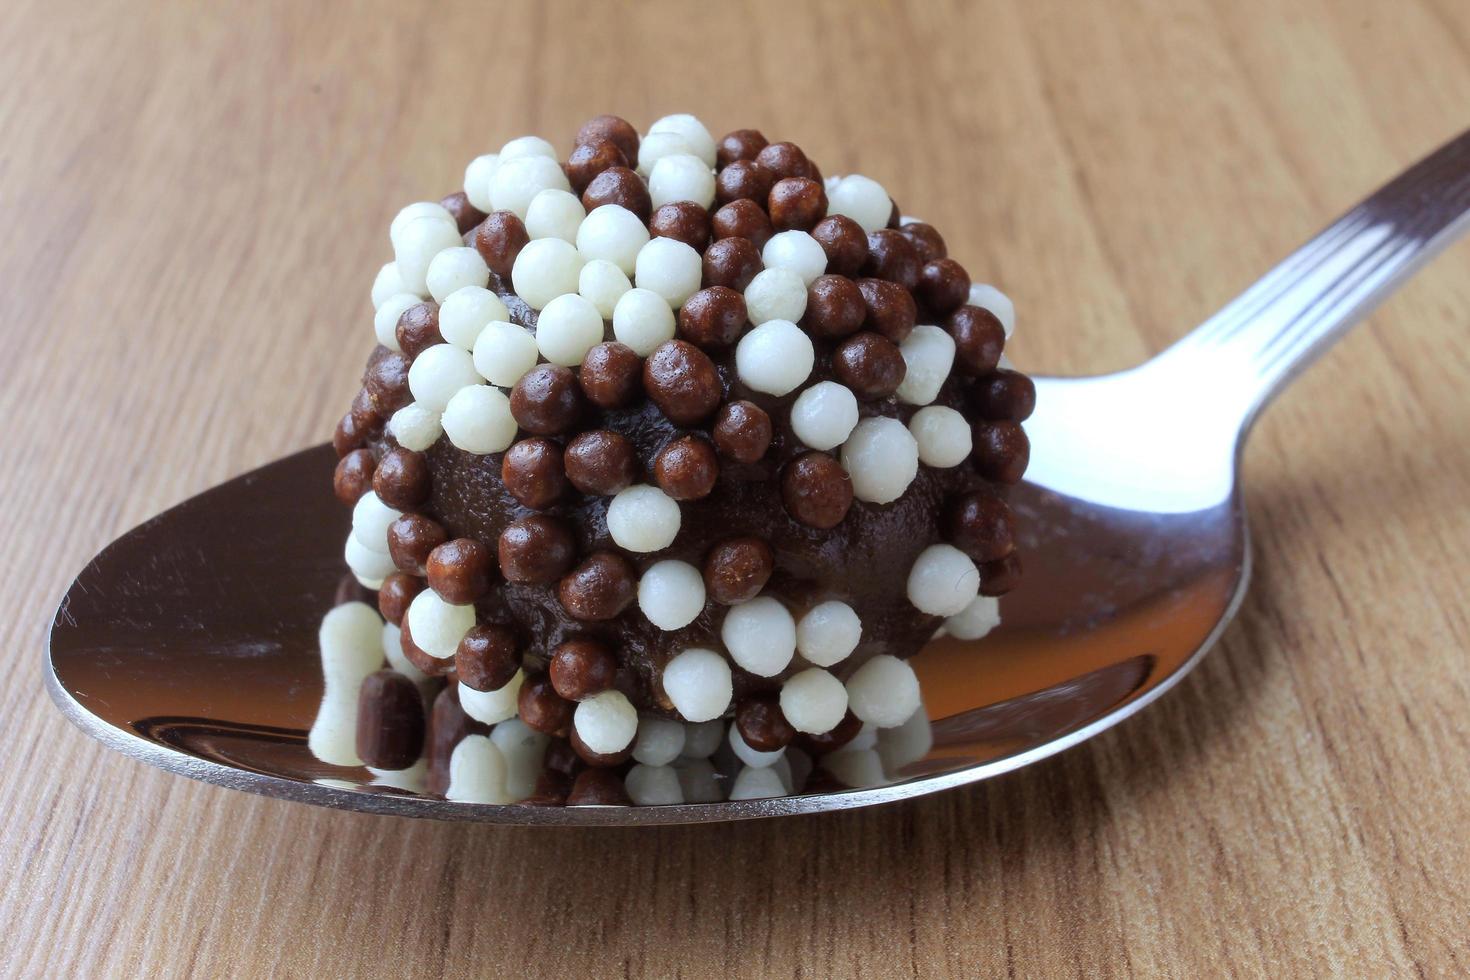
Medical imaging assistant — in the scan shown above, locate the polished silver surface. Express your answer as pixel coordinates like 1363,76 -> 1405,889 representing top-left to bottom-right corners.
46,129 -> 1470,824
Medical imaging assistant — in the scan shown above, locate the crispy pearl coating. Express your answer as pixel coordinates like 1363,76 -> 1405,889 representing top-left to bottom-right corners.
768,177 -> 827,231
643,340 -> 722,424
711,199 -> 773,250
862,229 -> 921,290
811,215 -> 868,277
712,400 -> 772,463
972,421 -> 1030,484
550,639 -> 618,701
388,513 -> 447,575
558,551 -> 637,621
502,438 -> 569,509
576,114 -> 640,165
511,365 -> 584,435
833,331 -> 906,399
372,447 -> 430,510
856,277 -> 917,342
802,275 -> 866,338
649,201 -> 711,251
456,623 -> 521,692
945,490 -> 1017,563
717,128 -> 768,167
566,137 -> 628,195
716,160 -> 776,206
581,167 -> 651,223
498,515 -> 576,584
333,450 -> 375,504
654,435 -> 720,500
947,305 -> 1006,375
678,286 -> 748,348
781,452 -> 854,529
579,342 -> 644,410
563,429 -> 637,495
474,211 -> 530,279
702,537 -> 774,605
701,237 -> 762,291
916,257 -> 971,316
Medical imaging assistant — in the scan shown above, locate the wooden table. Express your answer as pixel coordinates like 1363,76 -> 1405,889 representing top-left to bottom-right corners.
4,0 -> 1467,975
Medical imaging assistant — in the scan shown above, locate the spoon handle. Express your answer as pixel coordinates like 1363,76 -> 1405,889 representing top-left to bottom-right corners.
1158,128 -> 1470,429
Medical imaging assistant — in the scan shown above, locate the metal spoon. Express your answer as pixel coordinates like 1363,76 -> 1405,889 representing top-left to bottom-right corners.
46,130 -> 1470,824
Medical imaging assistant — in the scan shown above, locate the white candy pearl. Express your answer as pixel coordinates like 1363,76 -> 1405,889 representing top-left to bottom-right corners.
827,174 -> 892,233
390,202 -> 454,242
824,748 -> 887,788
906,544 -> 980,616
511,237 -> 584,310
463,154 -> 499,212
634,237 -> 702,308
426,247 -> 490,303
309,602 -> 384,766
525,188 -> 586,243
648,153 -> 716,209
574,689 -> 638,754
896,324 -> 957,406
576,205 -> 649,275
729,765 -> 786,800
632,715 -> 687,766
846,654 -> 921,728
351,491 -> 400,552
625,764 -> 684,805
790,381 -> 859,450
735,319 -> 814,396
408,343 -> 480,411
606,484 -> 681,552
661,649 -> 732,722
374,292 -> 421,351
795,601 -> 862,666
876,704 -> 933,772
438,286 -> 509,350
721,596 -> 796,677
393,216 -> 463,295
372,262 -> 409,309
743,268 -> 808,325
681,720 -> 724,760
387,402 -> 442,451
499,135 -> 556,160
492,719 -> 550,801
944,594 -> 1001,641
675,757 -> 723,802
406,589 -> 475,659
382,622 -> 428,684
968,283 -> 1015,337
909,405 -> 972,467
578,259 -> 632,318
344,533 -> 396,589
472,320 -> 540,387
637,129 -> 698,176
729,725 -> 785,768
459,670 -> 525,724
611,287 -> 675,356
446,735 -> 511,803
441,385 -> 516,454
780,668 -> 849,734
761,230 -> 828,286
534,293 -> 604,366
638,560 -> 706,631
646,114 -> 717,167
489,154 -> 570,218
842,416 -> 919,503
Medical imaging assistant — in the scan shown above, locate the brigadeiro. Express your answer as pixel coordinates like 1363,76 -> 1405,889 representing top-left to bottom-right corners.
333,112 -> 1032,805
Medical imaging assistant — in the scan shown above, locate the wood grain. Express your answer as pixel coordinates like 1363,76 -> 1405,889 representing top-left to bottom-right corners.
3,0 -> 1468,976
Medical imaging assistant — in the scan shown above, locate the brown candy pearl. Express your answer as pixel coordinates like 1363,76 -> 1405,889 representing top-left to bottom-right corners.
768,177 -> 827,231
899,221 -> 947,263
916,258 -> 970,316
518,673 -> 575,736
363,351 -> 412,415
400,618 -> 453,678
833,332 -> 906,400
887,199 -> 902,228
755,141 -> 812,181
567,767 -> 632,803
717,128 -> 768,167
678,286 -> 748,348
427,687 -> 469,795
544,737 -> 583,778
947,305 -> 1005,376
377,572 -> 422,626
702,537 -> 774,605
578,342 -> 643,409
979,552 -> 1023,597
563,430 -> 636,495
426,537 -> 493,604
715,159 -> 776,206
736,694 -> 796,752
856,278 -> 917,342
569,727 -> 632,768
333,449 -> 375,504
973,421 -> 1030,484
643,340 -> 722,425
781,452 -> 854,529
395,302 -> 442,358
372,447 -> 430,510
440,191 -> 487,234
349,388 -> 383,432
712,400 -> 773,463
566,137 -> 628,196
501,438 -> 568,510
334,573 -> 374,607
862,229 -> 921,290
474,211 -> 530,279
549,639 -> 618,701
945,491 -> 1016,563
812,215 -> 868,277
355,670 -> 426,771
581,167 -> 651,223
702,237 -> 763,292
455,623 -> 521,692
973,370 -> 1037,422
802,275 -> 866,338
524,769 -> 572,806
796,709 -> 862,755
649,201 -> 710,251
511,364 -> 584,435
333,413 -> 368,457
558,551 -> 637,621
576,114 -> 640,167
654,435 -> 720,501
498,515 -> 576,584
711,199 -> 773,250
388,514 -> 447,575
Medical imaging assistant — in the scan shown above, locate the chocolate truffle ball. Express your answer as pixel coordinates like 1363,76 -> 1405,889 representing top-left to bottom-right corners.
518,673 -> 574,735
979,552 -> 1022,597
945,491 -> 1016,563
862,229 -> 921,290
387,514 -> 447,575
973,369 -> 1037,423
899,221 -> 947,262
755,141 -> 812,181
377,572 -> 422,625
364,351 -> 412,415
947,305 -> 1005,376
395,302 -> 442,358
972,421 -> 1030,485
716,159 -> 776,207
856,277 -> 917,342
567,767 -> 632,804
916,257 -> 970,316
736,693 -> 796,752
440,191 -> 487,234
